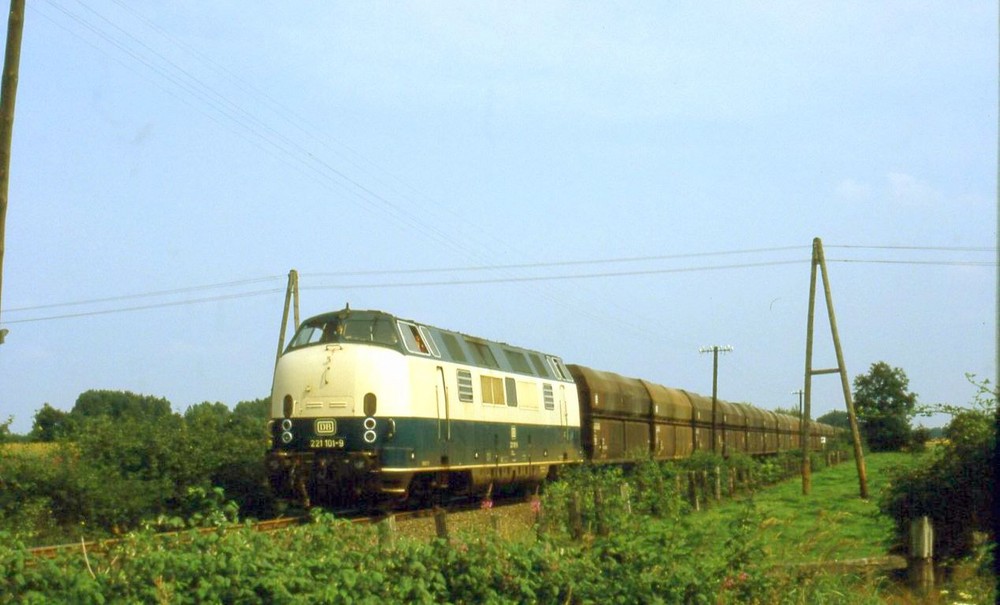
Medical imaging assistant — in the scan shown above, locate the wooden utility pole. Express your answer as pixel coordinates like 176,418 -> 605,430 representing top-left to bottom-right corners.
274,269 -> 300,367
700,344 -> 733,454
0,0 -> 25,345
792,389 -> 804,417
803,237 -> 868,498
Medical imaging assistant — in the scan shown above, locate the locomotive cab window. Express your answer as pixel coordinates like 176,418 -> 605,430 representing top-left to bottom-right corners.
399,321 -> 440,357
286,314 -> 399,351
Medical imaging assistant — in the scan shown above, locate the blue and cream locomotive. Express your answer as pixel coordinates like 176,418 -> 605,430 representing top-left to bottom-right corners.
266,307 -> 838,506
266,307 -> 583,505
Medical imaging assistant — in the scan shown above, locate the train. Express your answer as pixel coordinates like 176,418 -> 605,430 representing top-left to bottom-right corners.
265,307 -> 837,506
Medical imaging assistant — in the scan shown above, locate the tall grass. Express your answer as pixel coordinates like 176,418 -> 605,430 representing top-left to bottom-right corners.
699,452 -> 920,562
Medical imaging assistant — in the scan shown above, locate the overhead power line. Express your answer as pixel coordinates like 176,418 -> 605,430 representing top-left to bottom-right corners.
827,259 -> 995,267
303,260 -> 809,290
4,275 -> 285,313
3,288 -> 283,324
827,244 -> 994,252
306,246 -> 811,277
3,243 -> 994,325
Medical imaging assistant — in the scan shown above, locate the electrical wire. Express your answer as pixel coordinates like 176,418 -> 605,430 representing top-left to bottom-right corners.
2,288 -> 283,324
4,275 -> 286,313
3,246 -> 994,324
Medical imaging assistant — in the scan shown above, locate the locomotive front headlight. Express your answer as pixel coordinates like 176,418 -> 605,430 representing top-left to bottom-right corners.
281,431 -> 293,444
363,430 -> 377,444
363,417 -> 377,431
280,418 -> 293,432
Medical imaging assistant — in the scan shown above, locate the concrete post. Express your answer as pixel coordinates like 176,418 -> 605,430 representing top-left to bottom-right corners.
909,516 -> 934,594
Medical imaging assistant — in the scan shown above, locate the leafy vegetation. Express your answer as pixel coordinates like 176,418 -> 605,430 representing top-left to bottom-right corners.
853,361 -> 918,451
2,385 -> 995,602
1,449 -> 995,603
0,391 -> 272,544
816,409 -> 849,429
880,375 -> 996,562
0,451 -> 961,604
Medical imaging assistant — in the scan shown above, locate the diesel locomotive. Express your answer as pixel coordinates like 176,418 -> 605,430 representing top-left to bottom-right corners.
265,307 -> 836,506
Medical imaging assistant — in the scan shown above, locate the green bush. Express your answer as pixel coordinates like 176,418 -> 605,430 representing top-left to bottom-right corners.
2,393 -> 273,542
880,376 -> 996,561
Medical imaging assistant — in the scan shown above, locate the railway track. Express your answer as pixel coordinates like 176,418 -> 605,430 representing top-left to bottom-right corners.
25,516 -> 309,562
24,494 -> 529,563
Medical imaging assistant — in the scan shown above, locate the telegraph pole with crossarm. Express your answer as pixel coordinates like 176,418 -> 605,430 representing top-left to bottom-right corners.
700,345 -> 733,454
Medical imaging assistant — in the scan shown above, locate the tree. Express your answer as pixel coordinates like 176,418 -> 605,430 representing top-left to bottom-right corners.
233,397 -> 269,422
71,389 -> 172,422
852,362 -> 917,451
184,401 -> 232,429
30,403 -> 71,442
771,405 -> 801,418
815,410 -> 849,429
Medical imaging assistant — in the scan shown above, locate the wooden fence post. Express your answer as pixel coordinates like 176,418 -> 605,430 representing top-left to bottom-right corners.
594,488 -> 609,536
688,472 -> 700,511
378,514 -> 397,548
713,466 -> 722,501
620,483 -> 632,515
531,490 -> 544,538
569,492 -> 583,541
433,506 -> 449,543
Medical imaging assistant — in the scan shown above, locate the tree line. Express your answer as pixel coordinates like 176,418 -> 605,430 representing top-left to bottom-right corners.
0,390 -> 274,544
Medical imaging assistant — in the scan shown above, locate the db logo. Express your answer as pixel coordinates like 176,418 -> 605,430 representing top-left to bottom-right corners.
314,419 -> 337,435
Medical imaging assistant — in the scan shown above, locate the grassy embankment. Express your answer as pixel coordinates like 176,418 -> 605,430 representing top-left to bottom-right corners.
700,451 -> 920,564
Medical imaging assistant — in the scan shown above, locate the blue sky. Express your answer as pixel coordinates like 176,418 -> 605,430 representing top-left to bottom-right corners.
1,1 -> 995,434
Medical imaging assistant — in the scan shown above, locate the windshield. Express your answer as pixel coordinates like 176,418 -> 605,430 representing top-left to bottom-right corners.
286,313 -> 400,351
